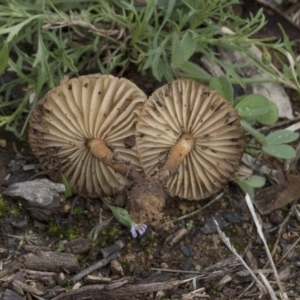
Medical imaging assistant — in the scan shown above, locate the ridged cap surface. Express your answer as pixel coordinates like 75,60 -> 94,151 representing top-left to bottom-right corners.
136,79 -> 245,200
29,74 -> 147,197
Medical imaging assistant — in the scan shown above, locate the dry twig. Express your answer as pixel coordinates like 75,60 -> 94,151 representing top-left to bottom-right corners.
244,194 -> 287,300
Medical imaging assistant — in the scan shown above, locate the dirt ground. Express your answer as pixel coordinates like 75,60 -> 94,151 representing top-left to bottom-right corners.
0,143 -> 275,299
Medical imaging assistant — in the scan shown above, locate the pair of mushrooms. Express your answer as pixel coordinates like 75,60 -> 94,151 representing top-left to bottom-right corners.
28,74 -> 245,223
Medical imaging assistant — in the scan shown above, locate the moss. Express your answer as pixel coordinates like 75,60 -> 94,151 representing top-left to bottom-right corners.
96,240 -> 107,248
73,206 -> 83,215
210,284 -> 220,297
0,198 -> 8,218
107,227 -> 118,237
10,206 -> 21,217
48,221 -> 60,236
186,220 -> 194,230
76,254 -> 83,262
139,233 -> 157,254
65,228 -> 78,241
230,239 -> 246,253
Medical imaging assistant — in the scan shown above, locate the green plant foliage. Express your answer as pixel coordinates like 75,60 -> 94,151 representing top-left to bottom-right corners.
73,206 -> 83,215
235,180 -> 254,200
255,101 -> 278,125
186,220 -> 194,230
235,94 -> 270,118
171,33 -> 185,67
0,198 -> 8,218
266,130 -> 299,145
0,0 -> 299,136
209,76 -> 233,104
262,144 -> 296,159
102,198 -> 134,229
76,254 -> 83,262
66,228 -> 78,241
240,120 -> 297,160
195,265 -> 201,271
10,206 -> 21,217
235,173 -> 265,200
0,42 -> 9,76
240,175 -> 266,188
48,221 -> 60,235
181,31 -> 197,61
61,174 -> 73,198
240,120 -> 267,146
261,47 -> 272,66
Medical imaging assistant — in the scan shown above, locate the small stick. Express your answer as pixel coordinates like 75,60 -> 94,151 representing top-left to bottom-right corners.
259,272 -> 279,300
244,195 -> 287,299
100,240 -> 125,258
268,201 -> 298,260
72,252 -> 120,283
214,218 -> 266,294
276,235 -> 300,266
151,268 -> 202,274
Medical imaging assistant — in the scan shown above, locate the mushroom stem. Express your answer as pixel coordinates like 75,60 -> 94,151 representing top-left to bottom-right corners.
161,133 -> 195,173
86,138 -> 140,181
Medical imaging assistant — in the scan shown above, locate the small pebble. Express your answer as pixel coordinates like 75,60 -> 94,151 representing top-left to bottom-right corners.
180,244 -> 194,257
7,165 -> 22,173
269,210 -> 283,225
180,260 -> 193,271
0,139 -> 6,147
223,210 -> 243,224
280,241 -> 295,260
200,214 -> 229,234
139,270 -> 149,279
16,160 -> 27,166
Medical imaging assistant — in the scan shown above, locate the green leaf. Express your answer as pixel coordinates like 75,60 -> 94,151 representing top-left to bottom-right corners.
181,30 -> 197,61
235,94 -> 269,118
0,15 -> 41,43
266,130 -> 299,145
102,199 -> 134,228
256,101 -> 278,125
262,144 -> 296,159
261,47 -> 272,65
178,61 -> 211,80
242,175 -> 266,188
157,0 -> 169,6
61,174 -> 73,198
241,120 -> 267,146
172,33 -> 185,66
235,180 -> 254,200
153,0 -> 175,48
151,51 -> 164,81
0,42 -> 9,76
209,76 -> 233,104
33,28 -> 49,67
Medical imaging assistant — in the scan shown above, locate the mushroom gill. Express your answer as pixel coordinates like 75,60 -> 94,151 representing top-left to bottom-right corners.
28,74 -> 147,197
136,79 -> 246,200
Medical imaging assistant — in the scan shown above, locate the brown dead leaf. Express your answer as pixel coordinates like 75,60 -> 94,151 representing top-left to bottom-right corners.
254,176 -> 300,215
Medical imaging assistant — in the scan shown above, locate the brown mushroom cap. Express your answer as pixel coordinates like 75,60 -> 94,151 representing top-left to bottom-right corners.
136,79 -> 245,200
28,74 -> 147,197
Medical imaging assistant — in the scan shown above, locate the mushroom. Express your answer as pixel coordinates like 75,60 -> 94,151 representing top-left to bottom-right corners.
28,74 -> 147,197
135,79 -> 245,201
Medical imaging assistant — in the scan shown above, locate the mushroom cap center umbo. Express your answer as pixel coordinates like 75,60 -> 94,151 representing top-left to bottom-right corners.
136,79 -> 245,200
28,74 -> 147,197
